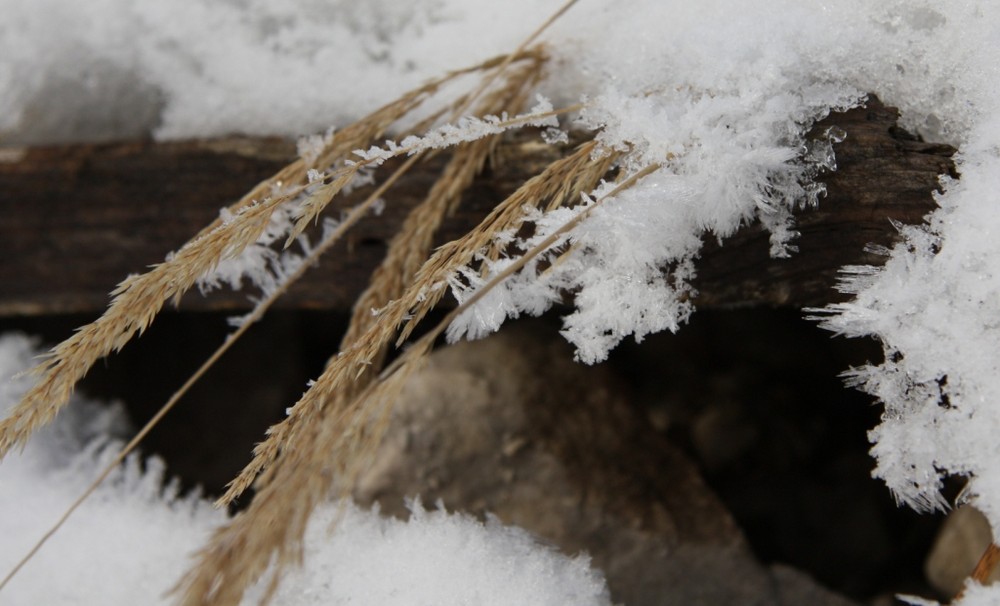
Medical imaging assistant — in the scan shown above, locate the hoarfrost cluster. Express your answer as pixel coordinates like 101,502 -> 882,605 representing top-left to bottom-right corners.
197,203 -> 312,299
352,96 -> 560,164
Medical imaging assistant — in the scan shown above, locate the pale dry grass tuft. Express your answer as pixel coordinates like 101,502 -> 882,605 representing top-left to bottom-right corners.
176,148 -> 645,606
0,45 -> 556,599
0,87 -> 408,458
216,53 -> 548,503
220,138 -> 614,506
1,2 -> 633,603
173,52 -> 628,604
0,49 -> 543,461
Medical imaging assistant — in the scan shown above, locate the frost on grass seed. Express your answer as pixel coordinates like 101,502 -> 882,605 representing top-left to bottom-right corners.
352,96 -> 561,164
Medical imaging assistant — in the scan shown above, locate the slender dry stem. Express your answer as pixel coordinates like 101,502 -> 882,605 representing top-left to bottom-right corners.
0,76 -> 439,460
0,47 -> 553,598
221,139 -> 613,505
0,49 -> 547,462
2,2 -> 587,602
220,59 -> 546,504
175,158 -> 653,606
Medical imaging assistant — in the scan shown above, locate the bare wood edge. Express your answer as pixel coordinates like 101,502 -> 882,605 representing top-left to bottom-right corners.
0,96 -> 956,318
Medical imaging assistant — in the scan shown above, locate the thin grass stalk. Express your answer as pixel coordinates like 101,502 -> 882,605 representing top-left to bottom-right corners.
3,4 -> 583,601
0,116 -> 454,595
395,140 -> 616,343
175,341 -> 431,606
180,145 -> 610,603
0,49 -> 548,461
290,48 -> 549,240
222,140 -> 612,505
220,62 -> 542,504
0,51 -> 555,594
175,160 -> 654,606
0,83 -> 447,461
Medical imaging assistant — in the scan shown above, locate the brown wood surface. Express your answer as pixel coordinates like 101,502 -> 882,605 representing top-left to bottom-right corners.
0,97 -> 955,317
695,98 -> 956,307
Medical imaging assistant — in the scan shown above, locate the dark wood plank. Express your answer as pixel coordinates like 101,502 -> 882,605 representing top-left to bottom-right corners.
0,97 -> 955,317
694,98 -> 956,307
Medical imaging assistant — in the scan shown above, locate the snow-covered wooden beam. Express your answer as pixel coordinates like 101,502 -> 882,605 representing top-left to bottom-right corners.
694,97 -> 955,308
0,97 -> 954,317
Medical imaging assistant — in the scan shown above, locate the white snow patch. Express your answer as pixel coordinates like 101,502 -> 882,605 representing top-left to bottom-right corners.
249,500 -> 610,606
0,333 -> 226,605
0,334 -> 611,605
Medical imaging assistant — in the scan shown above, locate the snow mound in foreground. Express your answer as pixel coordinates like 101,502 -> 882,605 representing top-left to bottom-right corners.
0,333 -> 610,606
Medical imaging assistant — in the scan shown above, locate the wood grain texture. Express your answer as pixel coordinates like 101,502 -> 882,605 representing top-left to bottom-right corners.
0,97 -> 955,317
693,98 -> 955,307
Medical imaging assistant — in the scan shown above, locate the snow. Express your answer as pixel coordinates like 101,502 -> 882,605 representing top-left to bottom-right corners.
0,334 -> 227,605
815,137 -> 1000,520
4,0 -> 1000,603
0,334 -> 611,605
0,0 -> 544,143
0,1 -> 990,145
248,501 -> 610,606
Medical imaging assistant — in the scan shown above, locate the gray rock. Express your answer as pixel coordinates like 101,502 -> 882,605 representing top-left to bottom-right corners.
925,505 -> 999,597
354,320 -> 857,606
770,564 -> 859,606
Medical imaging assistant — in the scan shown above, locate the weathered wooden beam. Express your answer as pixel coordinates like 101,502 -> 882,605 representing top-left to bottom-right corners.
693,98 -> 955,307
0,97 -> 955,317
